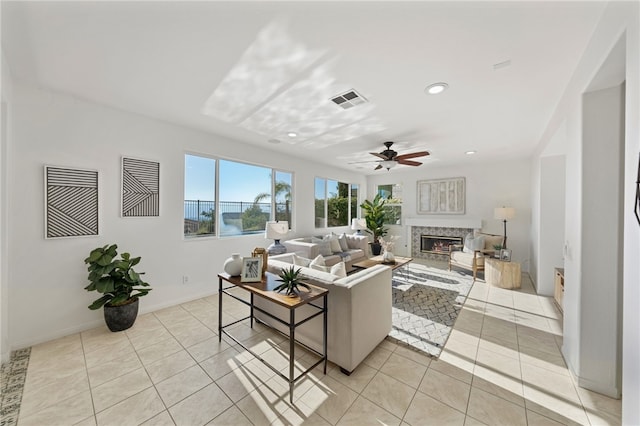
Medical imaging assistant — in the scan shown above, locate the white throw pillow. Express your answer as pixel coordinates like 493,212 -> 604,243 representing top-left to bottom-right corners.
338,233 -> 349,251
463,233 -> 485,253
330,262 -> 347,278
309,263 -> 330,273
309,255 -> 326,268
292,254 -> 311,267
311,237 -> 333,256
326,234 -> 342,253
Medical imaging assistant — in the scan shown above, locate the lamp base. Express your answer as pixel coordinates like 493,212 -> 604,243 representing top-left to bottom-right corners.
267,240 -> 287,255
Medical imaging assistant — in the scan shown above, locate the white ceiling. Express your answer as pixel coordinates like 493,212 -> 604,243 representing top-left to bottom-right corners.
1,1 -> 606,173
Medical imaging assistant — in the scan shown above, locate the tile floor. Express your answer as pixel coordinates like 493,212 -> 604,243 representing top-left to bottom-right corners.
14,264 -> 622,425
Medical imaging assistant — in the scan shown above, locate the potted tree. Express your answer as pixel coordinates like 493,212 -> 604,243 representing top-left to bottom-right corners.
360,194 -> 389,256
84,244 -> 152,332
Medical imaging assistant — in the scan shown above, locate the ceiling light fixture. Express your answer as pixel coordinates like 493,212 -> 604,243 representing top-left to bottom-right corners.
425,82 -> 449,95
465,150 -> 477,155
287,132 -> 297,138
381,160 -> 396,171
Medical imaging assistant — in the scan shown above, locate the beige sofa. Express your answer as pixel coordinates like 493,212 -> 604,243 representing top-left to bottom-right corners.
449,232 -> 504,280
254,253 -> 392,374
282,234 -> 369,270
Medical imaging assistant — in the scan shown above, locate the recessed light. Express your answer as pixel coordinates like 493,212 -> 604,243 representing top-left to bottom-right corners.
425,82 -> 449,95
465,150 -> 477,155
267,139 -> 281,144
287,132 -> 297,138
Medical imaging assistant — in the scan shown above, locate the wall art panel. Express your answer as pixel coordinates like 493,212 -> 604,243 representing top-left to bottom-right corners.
45,166 -> 99,238
122,157 -> 160,217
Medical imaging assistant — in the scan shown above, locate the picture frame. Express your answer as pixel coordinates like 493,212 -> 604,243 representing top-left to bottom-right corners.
121,156 -> 160,217
500,249 -> 512,262
417,177 -> 465,215
44,165 -> 99,239
241,257 -> 263,282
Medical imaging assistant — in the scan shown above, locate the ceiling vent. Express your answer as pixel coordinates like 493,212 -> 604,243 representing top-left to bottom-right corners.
330,89 -> 368,110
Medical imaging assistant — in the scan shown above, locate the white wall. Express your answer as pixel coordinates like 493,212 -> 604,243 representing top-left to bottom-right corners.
6,83 -> 365,350
1,51 -> 13,363
530,1 -> 639,421
537,155 -> 565,296
366,158 -> 531,269
580,84 -> 624,397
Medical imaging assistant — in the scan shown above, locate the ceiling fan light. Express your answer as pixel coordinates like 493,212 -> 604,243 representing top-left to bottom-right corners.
381,160 -> 396,170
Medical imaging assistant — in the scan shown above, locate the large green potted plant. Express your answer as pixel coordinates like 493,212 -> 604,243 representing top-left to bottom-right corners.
84,244 -> 152,332
360,194 -> 389,255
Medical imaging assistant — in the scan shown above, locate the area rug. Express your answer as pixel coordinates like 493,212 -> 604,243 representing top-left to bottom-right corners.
0,347 -> 31,426
388,262 -> 474,357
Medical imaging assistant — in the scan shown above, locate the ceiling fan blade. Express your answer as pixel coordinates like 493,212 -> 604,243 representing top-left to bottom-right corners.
374,164 -> 383,170
397,159 -> 422,166
395,151 -> 430,161
370,152 -> 389,160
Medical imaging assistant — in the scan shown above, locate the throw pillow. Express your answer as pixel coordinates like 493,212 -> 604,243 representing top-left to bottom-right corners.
325,234 -> 342,253
330,262 -> 347,278
309,254 -> 326,268
464,233 -> 486,253
311,237 -> 333,256
337,233 -> 349,251
292,254 -> 311,267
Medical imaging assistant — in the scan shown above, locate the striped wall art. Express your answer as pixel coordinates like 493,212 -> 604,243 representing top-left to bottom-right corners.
122,157 -> 160,217
45,166 -> 99,238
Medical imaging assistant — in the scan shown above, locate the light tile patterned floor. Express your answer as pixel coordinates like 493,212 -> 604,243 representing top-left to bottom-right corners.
9,266 -> 622,425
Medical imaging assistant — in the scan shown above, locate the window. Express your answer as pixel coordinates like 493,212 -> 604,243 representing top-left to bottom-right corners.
184,154 -> 293,238
315,177 -> 359,228
378,183 -> 402,225
184,154 -> 216,237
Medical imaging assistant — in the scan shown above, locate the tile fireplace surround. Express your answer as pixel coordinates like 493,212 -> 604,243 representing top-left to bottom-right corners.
411,226 -> 474,261
406,218 -> 482,262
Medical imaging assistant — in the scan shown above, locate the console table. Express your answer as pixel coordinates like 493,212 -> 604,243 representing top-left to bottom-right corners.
218,272 -> 328,403
485,258 -> 521,289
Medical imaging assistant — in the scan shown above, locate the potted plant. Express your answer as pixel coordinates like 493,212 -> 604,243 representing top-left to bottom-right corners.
84,244 -> 152,332
273,266 -> 310,296
360,194 -> 389,255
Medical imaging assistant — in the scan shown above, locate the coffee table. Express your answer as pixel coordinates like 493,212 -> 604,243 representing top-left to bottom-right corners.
352,255 -> 413,282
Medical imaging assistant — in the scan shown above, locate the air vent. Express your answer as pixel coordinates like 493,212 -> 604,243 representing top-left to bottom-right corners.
330,89 -> 368,110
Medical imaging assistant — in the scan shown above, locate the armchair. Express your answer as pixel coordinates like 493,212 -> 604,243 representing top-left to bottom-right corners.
449,232 -> 504,280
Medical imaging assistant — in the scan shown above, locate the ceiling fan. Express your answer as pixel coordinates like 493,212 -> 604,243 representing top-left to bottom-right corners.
370,141 -> 430,171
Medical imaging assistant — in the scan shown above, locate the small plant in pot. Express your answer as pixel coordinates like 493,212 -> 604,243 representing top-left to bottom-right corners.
360,194 -> 389,256
84,244 -> 152,332
273,266 -> 310,296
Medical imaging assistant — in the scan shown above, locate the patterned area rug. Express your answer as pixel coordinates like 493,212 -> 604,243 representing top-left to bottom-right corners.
388,262 -> 474,357
0,348 -> 31,426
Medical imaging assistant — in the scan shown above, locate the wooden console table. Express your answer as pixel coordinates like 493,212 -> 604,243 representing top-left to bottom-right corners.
218,272 -> 328,403
485,258 -> 521,289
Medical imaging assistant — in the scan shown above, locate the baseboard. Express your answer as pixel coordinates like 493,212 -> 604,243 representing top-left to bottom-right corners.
10,289 -> 219,352
577,376 -> 621,399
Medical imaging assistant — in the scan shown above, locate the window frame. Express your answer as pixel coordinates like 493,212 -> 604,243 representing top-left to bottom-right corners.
314,177 -> 360,229
183,152 -> 294,239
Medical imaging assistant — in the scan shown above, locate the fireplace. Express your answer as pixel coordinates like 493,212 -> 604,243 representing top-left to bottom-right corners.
409,225 -> 474,261
421,235 -> 463,255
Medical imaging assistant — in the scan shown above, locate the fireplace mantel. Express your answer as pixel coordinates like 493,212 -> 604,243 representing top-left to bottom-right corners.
405,217 -> 482,229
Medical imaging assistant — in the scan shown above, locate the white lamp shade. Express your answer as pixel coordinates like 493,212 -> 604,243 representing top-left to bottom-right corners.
265,221 -> 288,239
351,218 -> 366,230
494,207 -> 516,221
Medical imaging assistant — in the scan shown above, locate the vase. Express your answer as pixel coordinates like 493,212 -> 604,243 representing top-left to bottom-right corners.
224,253 -> 243,276
382,250 -> 395,263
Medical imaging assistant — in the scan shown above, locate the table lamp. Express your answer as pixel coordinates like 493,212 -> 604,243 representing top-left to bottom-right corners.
494,207 -> 515,249
351,218 -> 366,235
265,221 -> 288,255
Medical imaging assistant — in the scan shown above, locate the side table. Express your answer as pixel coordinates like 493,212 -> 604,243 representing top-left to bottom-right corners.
485,258 -> 521,289
218,272 -> 328,403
